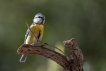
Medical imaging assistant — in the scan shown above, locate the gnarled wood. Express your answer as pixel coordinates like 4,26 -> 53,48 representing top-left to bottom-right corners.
17,38 -> 84,71
63,38 -> 84,71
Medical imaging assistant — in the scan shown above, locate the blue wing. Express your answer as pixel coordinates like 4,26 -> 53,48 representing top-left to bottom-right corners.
24,29 -> 30,43
24,23 -> 34,43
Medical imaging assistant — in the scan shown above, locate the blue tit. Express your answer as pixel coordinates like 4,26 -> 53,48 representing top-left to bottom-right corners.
19,13 -> 45,62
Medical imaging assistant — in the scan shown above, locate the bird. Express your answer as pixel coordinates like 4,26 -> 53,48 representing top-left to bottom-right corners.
19,13 -> 45,62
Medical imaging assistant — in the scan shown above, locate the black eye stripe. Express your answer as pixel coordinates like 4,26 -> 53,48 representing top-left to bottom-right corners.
35,16 -> 44,20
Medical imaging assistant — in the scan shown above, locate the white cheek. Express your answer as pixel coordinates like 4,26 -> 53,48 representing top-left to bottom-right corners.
33,18 -> 42,23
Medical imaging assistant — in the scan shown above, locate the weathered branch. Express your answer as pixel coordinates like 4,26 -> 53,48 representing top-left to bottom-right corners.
17,38 -> 84,71
63,38 -> 84,71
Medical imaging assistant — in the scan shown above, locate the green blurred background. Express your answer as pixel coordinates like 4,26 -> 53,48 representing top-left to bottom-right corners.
0,0 -> 106,71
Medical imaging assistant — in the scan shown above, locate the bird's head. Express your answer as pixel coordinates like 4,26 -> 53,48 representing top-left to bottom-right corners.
33,13 -> 45,25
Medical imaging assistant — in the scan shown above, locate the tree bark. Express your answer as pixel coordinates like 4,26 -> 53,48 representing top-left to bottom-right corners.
17,38 -> 84,71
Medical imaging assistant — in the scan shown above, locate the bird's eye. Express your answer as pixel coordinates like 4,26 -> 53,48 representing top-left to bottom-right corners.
38,16 -> 41,18
39,16 -> 44,19
35,16 -> 44,20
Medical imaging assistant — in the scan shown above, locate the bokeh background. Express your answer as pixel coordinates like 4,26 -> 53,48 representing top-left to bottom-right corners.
0,0 -> 106,71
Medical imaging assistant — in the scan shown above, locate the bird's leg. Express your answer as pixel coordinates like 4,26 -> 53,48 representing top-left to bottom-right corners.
31,40 -> 39,46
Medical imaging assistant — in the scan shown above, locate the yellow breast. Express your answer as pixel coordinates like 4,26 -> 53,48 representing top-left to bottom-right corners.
31,24 -> 44,34
25,24 -> 44,44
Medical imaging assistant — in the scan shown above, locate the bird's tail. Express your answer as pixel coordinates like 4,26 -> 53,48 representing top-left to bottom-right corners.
19,54 -> 27,63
